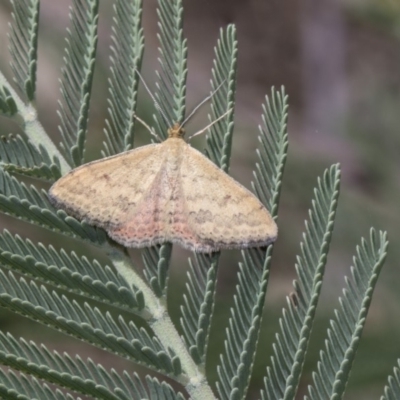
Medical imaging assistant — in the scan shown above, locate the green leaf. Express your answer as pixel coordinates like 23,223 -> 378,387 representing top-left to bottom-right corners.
58,0 -> 99,167
103,0 -> 144,156
9,0 -> 40,101
154,0 -> 188,138
0,333 -> 118,399
217,248 -> 272,400
0,369 -> 78,400
205,24 -> 238,171
0,270 -> 181,376
0,134 -> 62,181
0,331 -> 185,399
262,164 -> 341,400
179,24 -> 239,373
253,86 -> 289,215
0,331 -> 176,400
0,169 -> 106,245
306,229 -> 388,400
216,88 -> 289,400
142,244 -> 172,298
146,375 -> 186,399
0,73 -> 70,174
180,253 -> 219,365
381,359 -> 400,400
0,85 -> 18,116
0,230 -> 145,313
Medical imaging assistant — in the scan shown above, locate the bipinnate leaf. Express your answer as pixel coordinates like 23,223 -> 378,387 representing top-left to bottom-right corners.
58,0 -> 99,166
306,229 -> 388,400
9,0 -> 40,101
103,0 -> 144,156
262,165 -> 340,400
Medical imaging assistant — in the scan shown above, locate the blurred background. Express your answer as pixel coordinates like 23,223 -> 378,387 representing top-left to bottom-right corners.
0,0 -> 400,398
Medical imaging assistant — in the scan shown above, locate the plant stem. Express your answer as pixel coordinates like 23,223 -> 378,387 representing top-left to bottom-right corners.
0,71 -> 70,175
106,244 -> 217,399
150,314 -> 217,399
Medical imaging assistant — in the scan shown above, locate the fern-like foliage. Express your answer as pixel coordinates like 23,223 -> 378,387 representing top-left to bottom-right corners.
217,248 -> 270,400
0,270 -> 182,376
0,1 -> 69,174
261,164 -> 340,400
0,230 -> 145,314
0,370 -> 79,400
179,25 -> 239,373
381,359 -> 400,400
0,168 -> 106,244
0,332 -> 129,400
9,0 -> 39,101
205,24 -> 237,171
0,85 -> 18,116
103,0 -> 144,156
0,331 -> 184,400
154,0 -> 188,136
0,0 -> 393,399
180,253 -> 219,365
142,244 -> 172,298
306,229 -> 388,400
58,0 -> 99,167
253,87 -> 289,215
0,134 -> 61,180
176,44 -> 236,375
216,87 -> 289,400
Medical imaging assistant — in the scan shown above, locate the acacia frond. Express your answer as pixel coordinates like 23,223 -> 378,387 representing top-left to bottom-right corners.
217,248 -> 271,400
145,376 -> 186,399
0,331 -> 182,400
154,0 -> 188,137
261,164 -> 340,400
3,6 -> 70,174
0,369 -> 79,400
142,244 -> 172,298
0,270 -> 181,376
0,230 -> 145,313
103,0 -> 144,156
306,229 -> 388,400
0,134 -> 61,181
0,169 -> 106,244
9,0 -> 39,101
216,88 -> 289,400
0,85 -> 18,116
253,87 -> 289,215
178,25 -> 239,371
0,332 -> 123,399
58,0 -> 99,167
180,253 -> 219,365
205,24 -> 237,171
0,73 -> 70,174
381,359 -> 400,400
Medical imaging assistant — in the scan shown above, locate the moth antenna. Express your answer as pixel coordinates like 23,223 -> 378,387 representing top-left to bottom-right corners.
133,114 -> 162,142
188,109 -> 232,140
181,79 -> 227,127
134,69 -> 170,126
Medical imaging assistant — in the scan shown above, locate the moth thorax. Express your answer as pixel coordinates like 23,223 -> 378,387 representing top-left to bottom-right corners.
168,123 -> 185,139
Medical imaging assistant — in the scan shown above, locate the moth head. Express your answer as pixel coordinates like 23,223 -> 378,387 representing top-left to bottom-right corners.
168,123 -> 185,139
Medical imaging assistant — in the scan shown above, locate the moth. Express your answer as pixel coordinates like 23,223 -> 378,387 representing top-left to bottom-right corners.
49,122 -> 277,252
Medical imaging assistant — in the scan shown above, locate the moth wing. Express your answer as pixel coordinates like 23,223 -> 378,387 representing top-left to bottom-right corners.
49,143 -> 164,234
179,145 -> 277,251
